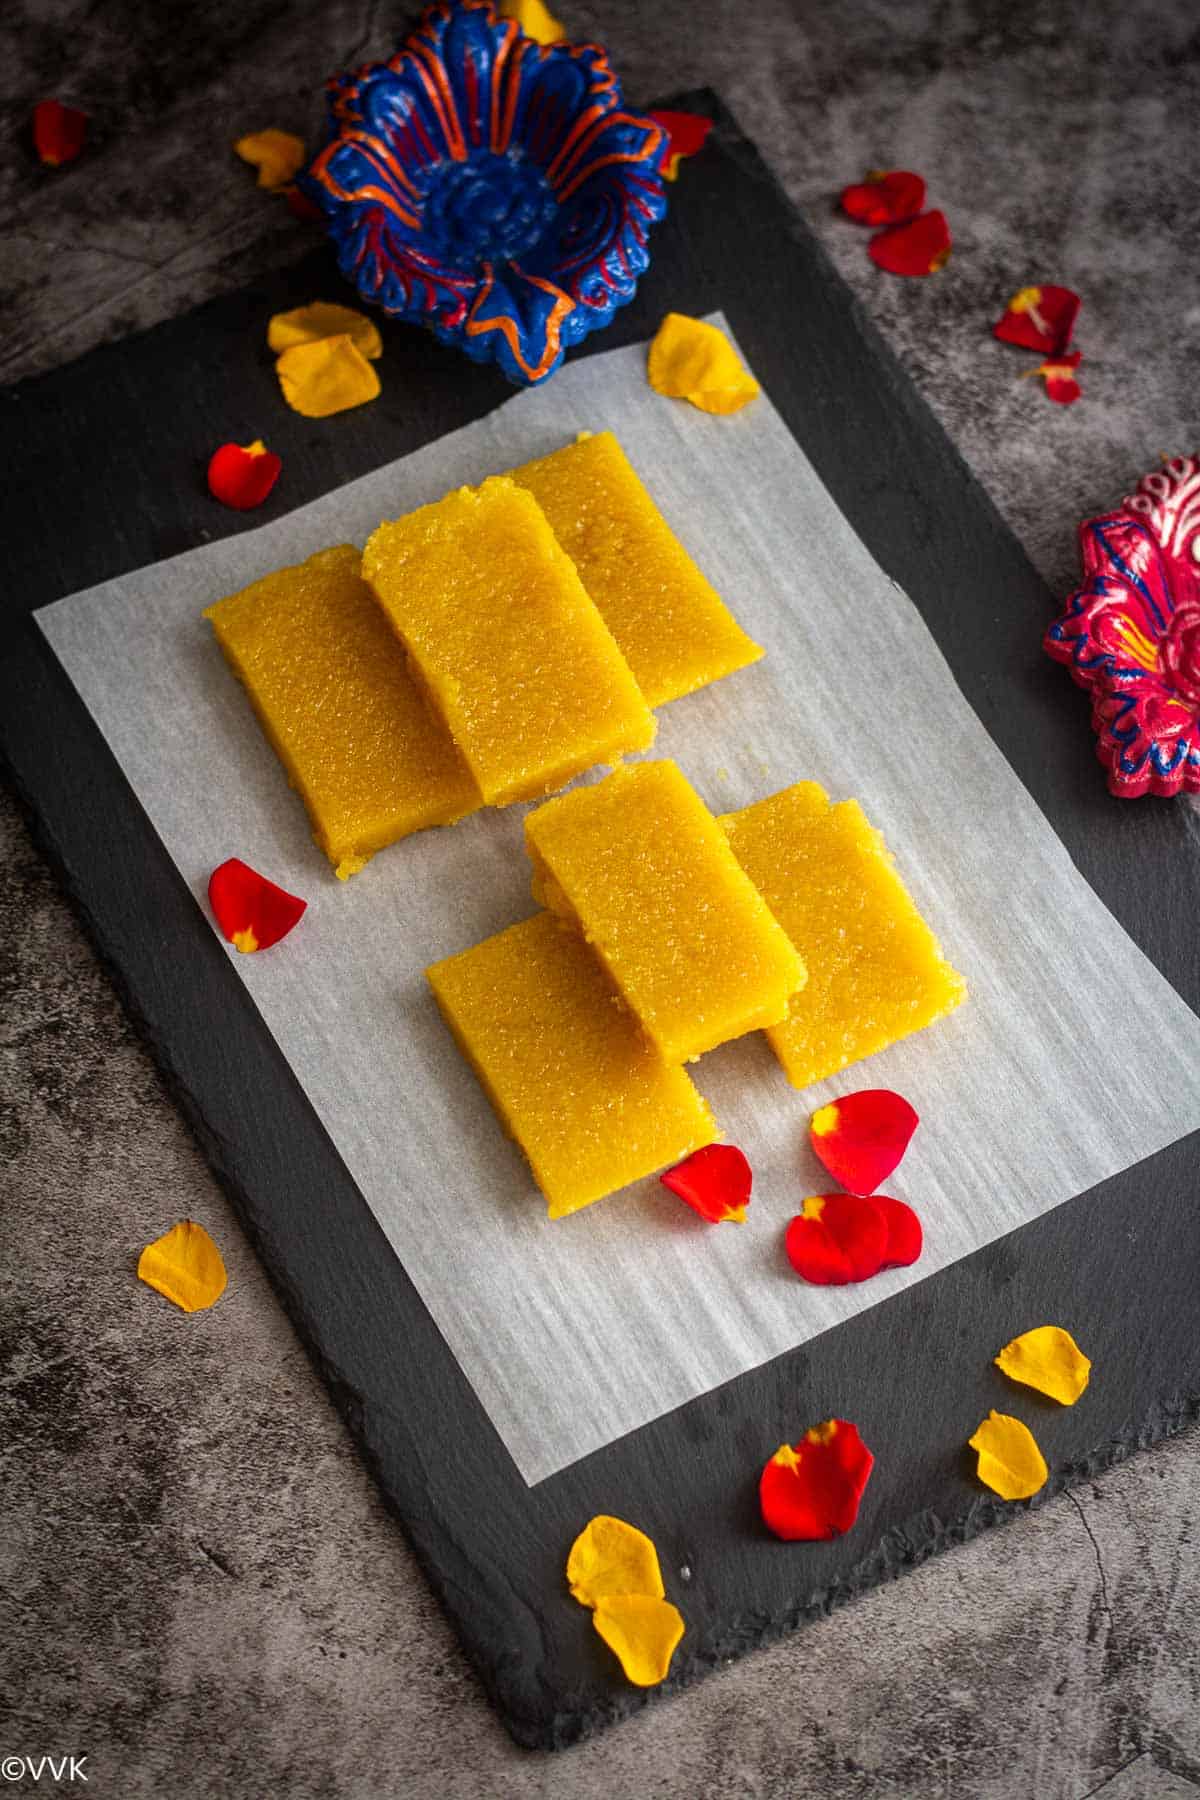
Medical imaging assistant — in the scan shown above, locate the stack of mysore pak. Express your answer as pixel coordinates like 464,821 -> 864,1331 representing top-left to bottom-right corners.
205,430 -> 966,1219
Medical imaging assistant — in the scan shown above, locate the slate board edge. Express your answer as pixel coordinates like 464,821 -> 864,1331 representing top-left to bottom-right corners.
4,90 -> 1199,1752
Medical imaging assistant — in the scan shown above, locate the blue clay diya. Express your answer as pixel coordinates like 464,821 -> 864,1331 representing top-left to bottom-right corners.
302,0 -> 669,387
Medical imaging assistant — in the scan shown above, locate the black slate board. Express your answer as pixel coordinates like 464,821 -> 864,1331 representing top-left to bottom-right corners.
3,93 -> 1198,1750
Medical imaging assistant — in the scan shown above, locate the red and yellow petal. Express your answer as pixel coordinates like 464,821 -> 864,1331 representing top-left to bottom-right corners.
785,1193 -> 887,1285
759,1419 -> 874,1540
809,1088 -> 919,1195
208,858 -> 306,953
868,209 -> 952,277
33,98 -> 88,167
1025,350 -> 1082,406
206,440 -> 282,510
992,284 -> 1080,354
840,169 -> 926,226
648,110 -> 713,181
660,1143 -> 751,1223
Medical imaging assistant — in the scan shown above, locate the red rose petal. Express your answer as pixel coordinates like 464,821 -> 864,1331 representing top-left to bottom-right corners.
1030,350 -> 1083,406
660,1143 -> 751,1223
33,99 -> 88,167
759,1419 -> 875,1541
992,284 -> 1080,355
785,1194 -> 887,1285
840,169 -> 926,227
647,110 -> 712,181
285,184 -> 323,222
809,1089 -> 919,1195
208,858 -> 306,953
868,209 -> 952,277
873,1194 -> 923,1268
207,440 -> 283,510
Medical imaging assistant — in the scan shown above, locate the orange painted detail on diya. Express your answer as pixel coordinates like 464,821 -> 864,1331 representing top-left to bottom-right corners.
993,284 -> 1080,354
206,440 -> 282,511
1023,350 -> 1082,406
759,1419 -> 874,1541
647,109 -> 712,180
33,98 -> 88,166
661,1144 -> 751,1223
868,209 -> 951,276
208,858 -> 306,953
809,1089 -> 919,1196
840,169 -> 925,226
234,128 -> 305,190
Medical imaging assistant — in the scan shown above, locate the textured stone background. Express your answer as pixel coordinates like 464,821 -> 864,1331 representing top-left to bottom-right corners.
2,2 -> 1198,1795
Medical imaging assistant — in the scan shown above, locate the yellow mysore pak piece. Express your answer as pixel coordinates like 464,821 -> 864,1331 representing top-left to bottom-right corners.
721,781 -> 966,1088
204,546 -> 478,877
276,334 -> 381,417
567,1515 -> 665,1607
969,1411 -> 1048,1501
426,912 -> 717,1217
234,128 -> 305,190
267,302 -> 382,361
507,431 -> 762,707
526,761 -> 805,1065
364,478 -> 655,806
137,1221 -> 227,1313
995,1326 -> 1092,1406
647,313 -> 760,415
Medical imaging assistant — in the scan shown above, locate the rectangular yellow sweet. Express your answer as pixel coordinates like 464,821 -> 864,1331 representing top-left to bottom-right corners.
507,431 -> 763,707
427,911 -> 717,1218
525,761 -> 806,1065
721,781 -> 967,1087
363,478 -> 655,806
204,545 -> 478,878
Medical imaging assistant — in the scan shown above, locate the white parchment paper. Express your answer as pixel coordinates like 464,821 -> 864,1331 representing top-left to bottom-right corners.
39,321 -> 1200,1485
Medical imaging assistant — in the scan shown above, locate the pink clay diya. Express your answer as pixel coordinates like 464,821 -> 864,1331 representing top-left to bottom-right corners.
1044,455 -> 1200,798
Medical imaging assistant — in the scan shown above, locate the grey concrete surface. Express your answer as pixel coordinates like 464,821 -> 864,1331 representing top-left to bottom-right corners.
2,2 -> 1199,1795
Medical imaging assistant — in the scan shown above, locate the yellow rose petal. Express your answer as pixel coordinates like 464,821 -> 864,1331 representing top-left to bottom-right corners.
566,1515 -> 664,1608
647,312 -> 760,415
968,1410 -> 1048,1501
995,1325 -> 1091,1407
497,0 -> 565,44
234,128 -> 305,192
276,334 -> 381,418
137,1221 -> 227,1314
592,1595 -> 685,1687
267,302 -> 383,361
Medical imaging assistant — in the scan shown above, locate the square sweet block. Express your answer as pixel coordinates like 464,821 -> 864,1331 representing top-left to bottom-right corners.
525,761 -> 806,1065
721,781 -> 967,1088
204,545 -> 478,879
507,431 -> 763,708
427,911 -> 718,1218
362,478 -> 655,807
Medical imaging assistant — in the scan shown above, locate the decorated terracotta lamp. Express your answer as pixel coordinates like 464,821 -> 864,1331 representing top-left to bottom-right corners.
1045,456 -> 1200,798
300,0 -> 668,386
